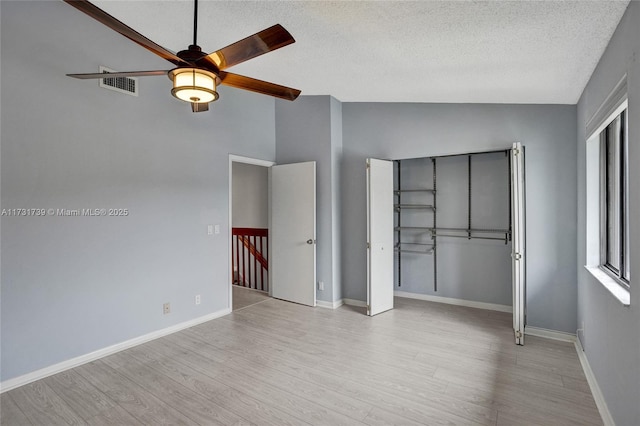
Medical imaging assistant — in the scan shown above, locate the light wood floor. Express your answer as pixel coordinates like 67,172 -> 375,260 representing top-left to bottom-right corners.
1,297 -> 602,425
232,285 -> 270,311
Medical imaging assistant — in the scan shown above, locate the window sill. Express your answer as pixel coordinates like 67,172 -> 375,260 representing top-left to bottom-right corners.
584,265 -> 630,306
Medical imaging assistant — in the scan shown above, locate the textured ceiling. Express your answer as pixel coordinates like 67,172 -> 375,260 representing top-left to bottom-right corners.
90,0 -> 629,104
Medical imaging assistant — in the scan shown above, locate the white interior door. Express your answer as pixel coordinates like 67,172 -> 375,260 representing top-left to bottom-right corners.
271,161 -> 316,307
367,158 -> 394,316
511,143 -> 526,345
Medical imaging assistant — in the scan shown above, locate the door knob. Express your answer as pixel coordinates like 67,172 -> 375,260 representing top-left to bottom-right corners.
306,239 -> 315,245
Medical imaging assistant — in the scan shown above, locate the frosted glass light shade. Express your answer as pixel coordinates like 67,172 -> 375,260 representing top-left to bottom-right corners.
169,68 -> 218,103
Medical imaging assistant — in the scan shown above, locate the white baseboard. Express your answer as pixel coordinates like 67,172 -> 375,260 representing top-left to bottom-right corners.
524,326 -> 576,343
394,291 -> 512,313
0,308 -> 231,393
316,299 -> 345,310
574,338 -> 615,426
343,298 -> 367,307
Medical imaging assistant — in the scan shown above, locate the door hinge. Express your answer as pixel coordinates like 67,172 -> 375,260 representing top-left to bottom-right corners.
367,242 -> 370,249
513,148 -> 520,156
366,161 -> 370,169
512,252 -> 522,260
515,330 -> 523,338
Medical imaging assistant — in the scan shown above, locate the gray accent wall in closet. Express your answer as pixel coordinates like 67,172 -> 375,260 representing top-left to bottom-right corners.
395,153 -> 512,306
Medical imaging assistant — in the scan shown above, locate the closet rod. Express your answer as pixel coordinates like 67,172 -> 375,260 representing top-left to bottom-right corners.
434,227 -> 510,233
394,189 -> 436,193
395,226 -> 510,233
426,148 -> 510,159
432,233 -> 507,241
394,204 -> 435,209
394,249 -> 434,255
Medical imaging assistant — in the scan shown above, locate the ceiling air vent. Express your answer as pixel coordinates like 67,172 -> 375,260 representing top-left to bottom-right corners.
99,66 -> 138,97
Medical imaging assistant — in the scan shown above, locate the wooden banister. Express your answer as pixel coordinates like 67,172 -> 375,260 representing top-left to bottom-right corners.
232,227 -> 268,291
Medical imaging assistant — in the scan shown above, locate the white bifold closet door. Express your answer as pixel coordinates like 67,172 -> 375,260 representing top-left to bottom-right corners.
511,142 -> 526,345
271,161 -> 317,307
366,158 -> 394,316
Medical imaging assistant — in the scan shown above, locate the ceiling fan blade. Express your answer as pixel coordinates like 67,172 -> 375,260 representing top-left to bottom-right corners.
67,70 -> 169,79
63,0 -> 189,66
198,24 -> 295,71
219,71 -> 300,101
191,102 -> 209,113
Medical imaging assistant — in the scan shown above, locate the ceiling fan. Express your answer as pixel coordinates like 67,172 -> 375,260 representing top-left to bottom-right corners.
64,0 -> 301,113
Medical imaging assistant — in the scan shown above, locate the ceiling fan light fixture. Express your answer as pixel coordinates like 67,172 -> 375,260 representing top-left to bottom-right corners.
169,68 -> 219,103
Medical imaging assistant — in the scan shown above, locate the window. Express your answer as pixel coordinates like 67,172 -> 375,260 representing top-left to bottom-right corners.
600,109 -> 629,288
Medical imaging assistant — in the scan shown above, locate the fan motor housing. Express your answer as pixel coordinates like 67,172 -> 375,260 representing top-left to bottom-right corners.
177,45 -> 208,63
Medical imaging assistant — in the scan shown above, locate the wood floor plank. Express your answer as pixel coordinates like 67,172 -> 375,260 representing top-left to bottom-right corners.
414,348 -> 566,388
203,308 -> 443,384
203,349 -> 373,421
443,378 -> 602,426
101,351 -> 253,426
84,405 -> 145,426
561,375 -> 593,394
0,393 -> 33,426
515,352 -> 588,380
362,406 -> 426,426
155,331 -> 366,425
76,360 -> 197,425
436,365 -> 600,411
153,329 -> 348,392
182,318 -> 450,402
212,387 -> 312,426
126,342 -> 231,397
214,368 -> 367,426
7,381 -> 85,425
496,410 -> 589,426
340,378 -> 487,425
215,310 -> 430,377
43,369 -> 128,422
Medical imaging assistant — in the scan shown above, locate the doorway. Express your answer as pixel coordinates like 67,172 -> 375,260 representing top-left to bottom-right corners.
228,155 -> 318,311
229,155 -> 274,311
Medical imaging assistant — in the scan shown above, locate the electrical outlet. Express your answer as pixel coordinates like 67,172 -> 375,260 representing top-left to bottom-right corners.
195,294 -> 201,305
214,224 -> 220,234
163,302 -> 170,314
207,225 -> 213,235
318,281 -> 324,291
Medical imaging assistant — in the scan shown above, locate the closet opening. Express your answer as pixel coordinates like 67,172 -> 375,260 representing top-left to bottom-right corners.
367,144 -> 526,344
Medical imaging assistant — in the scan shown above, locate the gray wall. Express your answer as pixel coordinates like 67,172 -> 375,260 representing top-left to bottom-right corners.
232,163 -> 268,228
1,1 -> 276,381
576,2 -> 639,424
342,103 -> 577,332
275,96 -> 342,303
395,153 -> 512,306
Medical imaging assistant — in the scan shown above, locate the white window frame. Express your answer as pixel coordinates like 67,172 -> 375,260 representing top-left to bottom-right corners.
584,76 -> 630,306
599,109 -> 629,289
